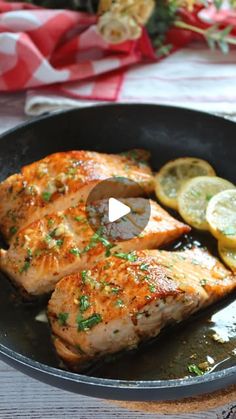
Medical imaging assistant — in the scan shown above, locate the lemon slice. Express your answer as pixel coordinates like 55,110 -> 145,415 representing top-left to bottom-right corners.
155,158 -> 216,210
206,189 -> 236,247
178,176 -> 235,230
218,242 -> 236,272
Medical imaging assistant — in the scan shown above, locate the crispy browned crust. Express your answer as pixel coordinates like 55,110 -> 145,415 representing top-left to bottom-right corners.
48,248 -> 236,369
0,198 -> 190,295
0,149 -> 154,242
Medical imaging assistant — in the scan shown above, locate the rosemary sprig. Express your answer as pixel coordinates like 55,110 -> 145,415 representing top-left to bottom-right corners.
175,21 -> 236,53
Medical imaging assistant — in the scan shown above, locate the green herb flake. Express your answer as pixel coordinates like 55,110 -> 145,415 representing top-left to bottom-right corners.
79,295 -> 90,313
81,270 -> 88,283
47,218 -> 54,227
58,312 -> 69,326
19,260 -> 30,274
44,234 -> 51,243
42,191 -> 52,202
69,247 -> 80,256
105,244 -> 114,257
9,226 -> 18,235
140,263 -> 149,271
74,216 -> 86,223
111,287 -> 120,294
114,252 -> 138,262
115,299 -> 125,308
56,239 -> 64,247
187,364 -> 204,376
149,285 -> 156,293
77,313 -> 102,331
81,228 -> 114,255
67,167 -> 77,176
27,248 -> 33,258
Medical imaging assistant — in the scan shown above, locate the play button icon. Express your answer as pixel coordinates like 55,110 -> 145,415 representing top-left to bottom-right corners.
86,177 -> 151,242
108,198 -> 131,222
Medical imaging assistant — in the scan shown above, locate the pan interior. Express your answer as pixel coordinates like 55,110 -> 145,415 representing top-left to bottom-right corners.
0,105 -> 235,383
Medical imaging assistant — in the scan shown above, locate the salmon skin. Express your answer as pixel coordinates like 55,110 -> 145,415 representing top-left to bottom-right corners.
48,247 -> 236,370
0,149 -> 154,243
0,198 -> 189,295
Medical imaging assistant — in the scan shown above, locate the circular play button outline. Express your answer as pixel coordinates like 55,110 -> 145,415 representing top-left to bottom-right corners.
85,177 -> 151,242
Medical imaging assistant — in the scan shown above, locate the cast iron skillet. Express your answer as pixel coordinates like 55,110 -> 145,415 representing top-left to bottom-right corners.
0,104 -> 235,401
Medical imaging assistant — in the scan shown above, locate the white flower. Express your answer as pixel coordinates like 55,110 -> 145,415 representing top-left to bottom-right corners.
97,11 -> 141,44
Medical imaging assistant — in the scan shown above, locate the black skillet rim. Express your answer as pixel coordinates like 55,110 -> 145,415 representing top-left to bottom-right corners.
0,103 -> 235,400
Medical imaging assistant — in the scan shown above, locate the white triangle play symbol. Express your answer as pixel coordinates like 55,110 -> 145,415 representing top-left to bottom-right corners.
108,198 -> 131,223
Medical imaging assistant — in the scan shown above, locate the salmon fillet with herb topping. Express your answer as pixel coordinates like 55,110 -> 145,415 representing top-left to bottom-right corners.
0,149 -> 154,242
0,198 -> 189,295
48,247 -> 236,370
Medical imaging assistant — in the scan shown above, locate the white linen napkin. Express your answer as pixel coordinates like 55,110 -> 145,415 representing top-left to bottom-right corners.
25,43 -> 236,118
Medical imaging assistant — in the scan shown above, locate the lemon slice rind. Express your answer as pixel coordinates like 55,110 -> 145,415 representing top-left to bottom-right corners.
206,189 -> 236,247
178,176 -> 235,230
218,241 -> 236,272
155,157 -> 216,210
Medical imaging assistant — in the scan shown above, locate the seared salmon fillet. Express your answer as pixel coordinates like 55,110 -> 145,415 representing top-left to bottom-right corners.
48,247 -> 236,369
0,198 -> 189,295
0,149 -> 154,242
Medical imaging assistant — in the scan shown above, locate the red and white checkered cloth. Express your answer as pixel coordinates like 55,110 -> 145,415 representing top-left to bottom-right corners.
1,1 -> 236,115
0,1 -> 155,99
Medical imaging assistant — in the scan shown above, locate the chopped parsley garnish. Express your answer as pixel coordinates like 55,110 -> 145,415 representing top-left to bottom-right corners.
111,287 -> 120,294
27,248 -> 33,258
67,167 -> 77,176
42,191 -> 52,202
115,299 -> 125,308
74,216 -> 86,223
105,244 -> 114,257
56,239 -> 64,247
77,313 -> 102,331
98,236 -> 111,247
140,263 -> 149,271
81,270 -> 88,283
149,285 -> 156,293
188,364 -> 204,376
58,312 -> 69,326
9,226 -> 18,235
81,228 -> 114,256
79,295 -> 90,312
47,218 -> 54,227
44,234 -> 52,243
19,260 -> 30,273
114,252 -> 138,262
82,241 -> 97,253
69,247 -> 80,256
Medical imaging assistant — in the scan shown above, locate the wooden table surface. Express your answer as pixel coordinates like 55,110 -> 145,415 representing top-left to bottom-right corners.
0,93 -> 235,419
